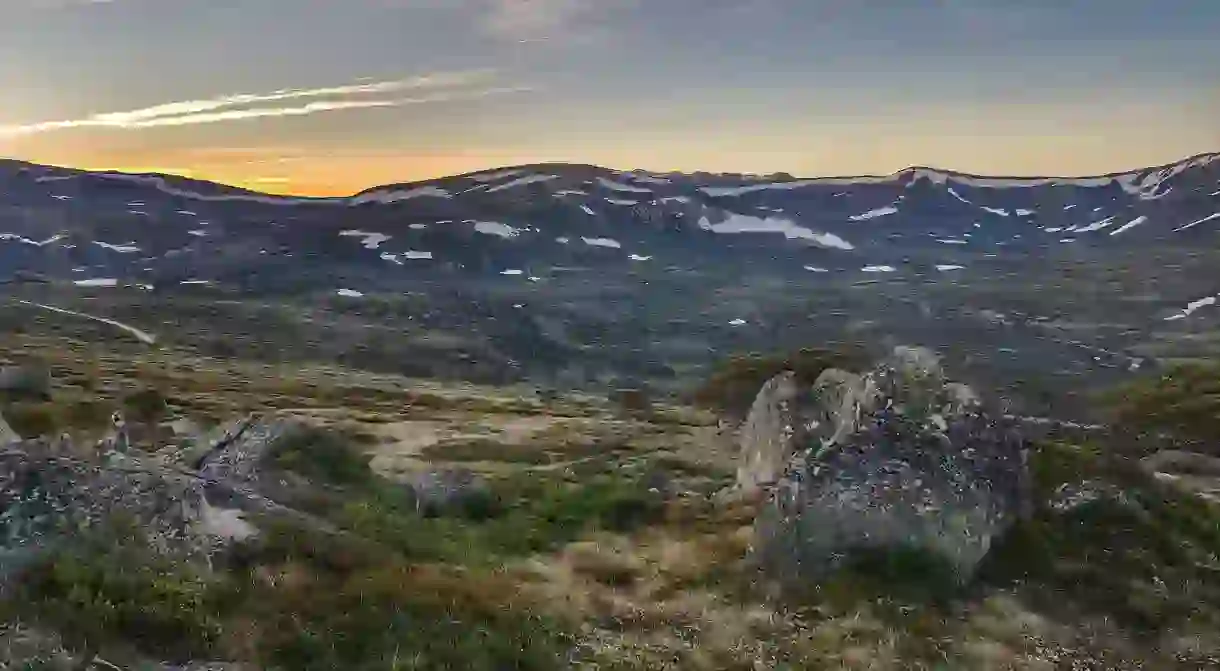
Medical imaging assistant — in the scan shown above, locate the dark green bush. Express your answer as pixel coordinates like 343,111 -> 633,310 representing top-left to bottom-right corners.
3,402 -> 60,438
690,346 -> 870,417
978,441 -> 1220,633
121,387 -> 172,424
267,425 -> 373,487
1106,364 -> 1220,449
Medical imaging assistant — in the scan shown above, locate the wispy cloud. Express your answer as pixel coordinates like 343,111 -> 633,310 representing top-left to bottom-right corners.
480,0 -> 637,42
0,70 -> 519,136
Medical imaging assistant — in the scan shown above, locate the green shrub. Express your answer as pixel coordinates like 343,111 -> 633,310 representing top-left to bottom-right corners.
121,387 -> 170,424
1106,364 -> 1220,449
267,425 -> 373,487
3,402 -> 60,438
978,441 -> 1220,633
11,541 -> 223,664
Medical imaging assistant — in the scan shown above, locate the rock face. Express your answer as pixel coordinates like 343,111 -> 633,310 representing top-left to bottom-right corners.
0,442 -> 212,576
736,372 -> 801,494
405,467 -> 493,517
0,412 -> 19,446
0,414 -> 311,580
744,346 -> 1031,585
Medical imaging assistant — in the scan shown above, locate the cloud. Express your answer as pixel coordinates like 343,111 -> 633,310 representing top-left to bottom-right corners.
0,70 -> 517,136
480,0 -> 637,42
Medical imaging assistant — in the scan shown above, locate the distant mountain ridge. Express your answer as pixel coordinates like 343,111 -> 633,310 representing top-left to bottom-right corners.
4,151 -> 1217,201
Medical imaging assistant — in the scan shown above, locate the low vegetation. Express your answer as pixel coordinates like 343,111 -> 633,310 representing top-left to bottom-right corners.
688,346 -> 870,417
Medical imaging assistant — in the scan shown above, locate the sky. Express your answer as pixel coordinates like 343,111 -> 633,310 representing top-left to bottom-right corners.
0,0 -> 1217,195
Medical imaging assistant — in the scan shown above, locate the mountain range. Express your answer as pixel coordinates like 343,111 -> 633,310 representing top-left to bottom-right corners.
2,151 -> 1219,416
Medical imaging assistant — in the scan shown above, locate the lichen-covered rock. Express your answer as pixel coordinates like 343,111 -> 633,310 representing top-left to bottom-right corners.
0,443 -> 212,576
735,371 -> 800,494
749,346 -> 1031,586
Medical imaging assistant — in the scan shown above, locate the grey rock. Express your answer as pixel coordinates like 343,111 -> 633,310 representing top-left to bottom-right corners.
736,371 -> 800,494
404,467 -> 493,517
748,346 -> 1031,586
0,412 -> 19,446
808,368 -> 879,452
0,442 -> 214,575
0,365 -> 51,401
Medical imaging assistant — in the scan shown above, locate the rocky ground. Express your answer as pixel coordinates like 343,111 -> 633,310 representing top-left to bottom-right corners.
1,317 -> 1219,670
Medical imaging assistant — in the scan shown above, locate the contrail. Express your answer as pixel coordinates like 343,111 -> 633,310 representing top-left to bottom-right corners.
0,70 -> 501,136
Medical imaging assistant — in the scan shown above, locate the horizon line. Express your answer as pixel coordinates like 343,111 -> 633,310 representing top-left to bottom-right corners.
2,149 -> 1217,200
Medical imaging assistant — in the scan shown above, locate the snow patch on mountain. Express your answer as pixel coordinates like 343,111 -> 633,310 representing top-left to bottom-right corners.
1109,216 -> 1148,236
697,213 -> 854,250
1164,294 -> 1218,321
485,174 -> 560,192
804,266 -> 829,273
472,221 -> 521,239
467,169 -> 525,183
628,254 -> 652,261
1072,216 -> 1117,233
699,180 -> 822,197
351,186 -> 451,205
580,205 -> 596,215
500,269 -> 524,276
862,265 -> 897,273
18,300 -> 156,344
849,206 -> 898,221
93,240 -> 141,253
1174,212 -> 1220,232
981,206 -> 1010,217
937,239 -> 968,245
336,289 -> 364,298
606,198 -> 638,206
597,177 -> 652,194
73,278 -> 118,287
340,230 -> 390,249
1,233 -> 64,247
936,264 -> 966,271
947,188 -> 972,204
581,237 -> 622,249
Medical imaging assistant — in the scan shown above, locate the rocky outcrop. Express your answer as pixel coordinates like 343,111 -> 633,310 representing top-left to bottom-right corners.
0,411 -> 18,446
742,346 -> 1031,586
404,466 -> 493,517
0,442 -> 213,576
736,372 -> 801,494
0,414 -> 315,580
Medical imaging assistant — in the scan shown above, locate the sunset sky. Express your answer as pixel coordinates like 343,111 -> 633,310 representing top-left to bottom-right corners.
1,0 -> 1217,195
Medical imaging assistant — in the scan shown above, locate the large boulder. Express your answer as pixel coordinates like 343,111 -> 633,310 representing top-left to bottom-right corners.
746,346 -> 1031,586
0,442 -> 217,576
736,371 -> 801,494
